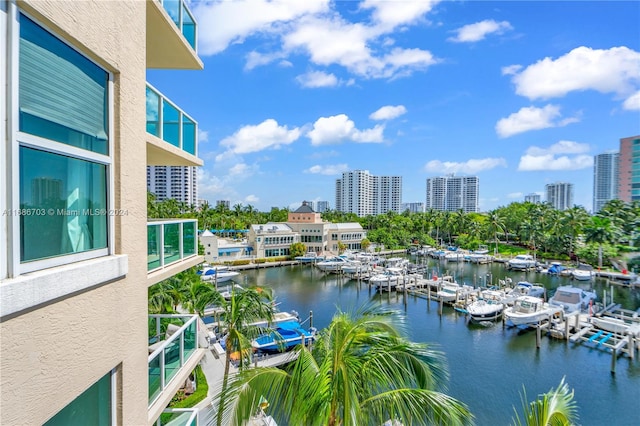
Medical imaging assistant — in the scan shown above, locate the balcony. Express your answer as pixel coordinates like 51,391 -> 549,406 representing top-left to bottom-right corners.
148,314 -> 206,424
147,0 -> 203,70
146,84 -> 203,167
147,219 -> 203,286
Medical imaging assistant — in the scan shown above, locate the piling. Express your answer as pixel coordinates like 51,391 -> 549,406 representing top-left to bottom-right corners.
309,311 -> 313,329
611,348 -> 617,375
536,323 -> 542,349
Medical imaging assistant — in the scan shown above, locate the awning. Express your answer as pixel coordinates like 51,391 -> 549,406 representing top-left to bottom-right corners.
218,248 -> 242,254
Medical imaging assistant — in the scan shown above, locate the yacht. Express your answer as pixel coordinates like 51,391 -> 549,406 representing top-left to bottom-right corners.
503,281 -> 546,305
548,285 -> 597,313
198,265 -> 241,283
371,267 -> 406,292
315,256 -> 353,272
507,254 -> 537,270
504,296 -> 562,326
571,263 -> 595,281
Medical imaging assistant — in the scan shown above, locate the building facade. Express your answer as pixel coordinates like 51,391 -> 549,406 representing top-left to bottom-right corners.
425,175 -> 479,213
593,152 -> 619,212
147,165 -> 198,206
402,202 -> 425,213
619,135 -> 640,202
524,193 -> 541,204
216,200 -> 230,209
316,201 -> 330,213
545,182 -> 574,210
1,1 -> 204,425
335,170 -> 402,217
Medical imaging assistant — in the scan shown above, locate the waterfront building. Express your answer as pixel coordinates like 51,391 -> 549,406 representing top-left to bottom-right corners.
546,182 -> 574,210
147,165 -> 198,206
335,170 -> 402,217
425,175 -> 479,213
316,201 -> 330,213
200,230 -> 250,263
248,202 -> 366,257
524,193 -> 541,204
402,202 -> 425,213
593,152 -> 620,212
619,135 -> 640,202
0,1 -> 205,424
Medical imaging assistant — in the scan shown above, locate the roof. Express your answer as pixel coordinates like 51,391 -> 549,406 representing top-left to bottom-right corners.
293,204 -> 315,213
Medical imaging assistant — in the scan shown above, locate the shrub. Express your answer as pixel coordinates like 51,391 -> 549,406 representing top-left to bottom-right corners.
161,365 -> 209,423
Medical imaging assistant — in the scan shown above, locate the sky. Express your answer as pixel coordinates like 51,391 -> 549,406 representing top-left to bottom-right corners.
147,0 -> 640,213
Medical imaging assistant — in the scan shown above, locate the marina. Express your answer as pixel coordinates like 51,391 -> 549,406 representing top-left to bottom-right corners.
234,256 -> 640,426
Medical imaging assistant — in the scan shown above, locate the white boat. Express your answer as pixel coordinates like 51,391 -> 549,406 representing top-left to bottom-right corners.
315,256 -> 353,272
503,281 -> 546,304
444,252 -> 465,262
467,299 -> 504,322
548,285 -> 597,313
436,281 -> 473,303
295,251 -> 322,263
341,261 -> 371,275
371,267 -> 406,291
507,254 -> 537,270
571,264 -> 594,281
591,317 -> 640,336
504,296 -> 562,326
198,265 -> 241,283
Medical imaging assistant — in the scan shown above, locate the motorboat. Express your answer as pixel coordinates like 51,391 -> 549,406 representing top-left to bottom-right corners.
444,252 -> 465,262
435,281 -> 473,303
467,299 -> 504,322
198,265 -> 241,283
504,296 -> 562,326
371,267 -> 406,291
295,251 -> 322,263
315,256 -> 353,272
251,320 -> 317,353
571,263 -> 595,281
341,261 -> 371,275
503,281 -> 546,305
547,262 -> 566,275
507,254 -> 537,270
590,317 -> 640,336
548,285 -> 597,313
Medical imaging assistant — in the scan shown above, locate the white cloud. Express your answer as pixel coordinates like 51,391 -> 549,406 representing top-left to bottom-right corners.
518,141 -> 593,171
198,128 -> 209,143
424,157 -> 507,174
228,163 -> 250,176
193,0 -> 329,55
507,192 -> 524,199
623,90 -> 640,110
360,0 -> 438,31
220,119 -> 302,154
305,164 -> 349,175
245,194 -> 260,204
495,104 -> 579,138
296,70 -> 339,88
448,19 -> 513,43
369,105 -> 407,121
501,64 -> 522,76
244,51 -> 287,71
307,114 -> 385,145
509,46 -> 640,100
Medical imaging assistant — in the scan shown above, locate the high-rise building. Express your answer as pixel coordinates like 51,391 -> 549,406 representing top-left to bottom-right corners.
402,202 -> 425,213
546,182 -> 574,210
593,152 -> 619,212
524,193 -> 541,204
147,165 -> 198,206
1,1 -> 204,424
216,200 -> 231,209
619,135 -> 640,202
425,175 -> 479,213
335,170 -> 402,217
316,201 -> 330,213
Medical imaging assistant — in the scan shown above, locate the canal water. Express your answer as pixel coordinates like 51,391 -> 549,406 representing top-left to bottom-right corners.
239,257 -> 640,426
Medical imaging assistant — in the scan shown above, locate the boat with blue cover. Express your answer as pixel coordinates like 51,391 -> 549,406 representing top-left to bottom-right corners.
251,320 -> 317,353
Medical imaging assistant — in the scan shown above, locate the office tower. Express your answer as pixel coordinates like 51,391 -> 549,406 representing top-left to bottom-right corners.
147,165 -> 198,206
335,170 -> 402,217
402,202 -> 425,213
619,135 -> 640,202
425,175 -> 479,213
1,1 -> 204,424
545,182 -> 574,210
593,152 -> 619,212
524,193 -> 541,204
316,201 -> 330,213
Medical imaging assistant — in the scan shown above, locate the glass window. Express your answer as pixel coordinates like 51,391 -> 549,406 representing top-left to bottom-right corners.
44,371 -> 112,426
19,15 -> 108,154
20,147 -> 107,262
162,99 -> 180,148
146,86 -> 160,137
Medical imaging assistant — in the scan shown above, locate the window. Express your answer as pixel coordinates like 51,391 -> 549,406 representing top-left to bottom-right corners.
6,12 -> 112,275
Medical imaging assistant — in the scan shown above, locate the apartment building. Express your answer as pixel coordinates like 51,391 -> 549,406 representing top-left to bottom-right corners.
425,175 -> 479,213
147,165 -> 199,207
619,135 -> 640,202
593,152 -> 619,212
524,193 -> 541,204
545,182 -> 574,210
402,202 -> 425,213
316,201 -> 330,213
335,170 -> 402,217
1,1 -> 204,425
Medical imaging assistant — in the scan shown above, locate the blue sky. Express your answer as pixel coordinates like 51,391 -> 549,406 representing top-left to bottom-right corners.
147,0 -> 640,213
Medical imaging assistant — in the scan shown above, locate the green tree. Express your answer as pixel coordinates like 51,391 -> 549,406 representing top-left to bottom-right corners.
218,306 -> 473,426
216,286 -> 277,426
289,242 -> 307,258
361,237 -> 371,252
584,216 -> 618,268
512,378 -> 578,426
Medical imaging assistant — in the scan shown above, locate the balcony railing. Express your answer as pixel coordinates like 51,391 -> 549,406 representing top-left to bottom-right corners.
146,83 -> 198,157
156,409 -> 198,426
157,0 -> 197,50
148,219 -> 198,272
148,315 -> 199,407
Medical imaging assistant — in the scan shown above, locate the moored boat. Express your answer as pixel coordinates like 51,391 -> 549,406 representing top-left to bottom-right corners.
504,296 -> 562,326
198,265 -> 241,283
251,320 -> 317,353
548,285 -> 597,313
507,254 -> 537,270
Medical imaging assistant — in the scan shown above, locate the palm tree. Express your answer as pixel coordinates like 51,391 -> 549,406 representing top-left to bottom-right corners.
486,210 -> 505,255
218,306 -> 473,426
584,216 -> 617,268
512,377 -> 578,426
148,275 -> 183,313
216,286 -> 277,426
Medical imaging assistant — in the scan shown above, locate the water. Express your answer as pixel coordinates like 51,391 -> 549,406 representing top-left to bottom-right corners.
240,258 -> 640,426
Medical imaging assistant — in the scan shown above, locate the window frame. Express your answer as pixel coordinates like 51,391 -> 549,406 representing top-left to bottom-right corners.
6,6 -> 115,277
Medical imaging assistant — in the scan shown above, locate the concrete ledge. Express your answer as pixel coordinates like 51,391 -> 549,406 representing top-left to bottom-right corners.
0,255 -> 128,320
